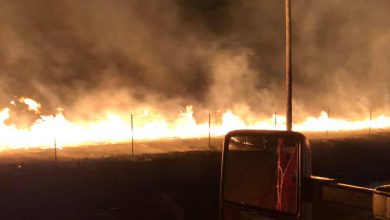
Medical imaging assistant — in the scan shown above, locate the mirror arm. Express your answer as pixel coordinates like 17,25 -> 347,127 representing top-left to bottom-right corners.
373,185 -> 390,219
307,176 -> 390,219
307,176 -> 374,210
302,176 -> 335,203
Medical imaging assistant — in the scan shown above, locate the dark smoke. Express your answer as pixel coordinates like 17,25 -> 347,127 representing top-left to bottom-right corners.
0,0 -> 388,122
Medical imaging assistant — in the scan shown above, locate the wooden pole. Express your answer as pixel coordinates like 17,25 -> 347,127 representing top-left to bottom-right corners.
131,114 -> 134,156
285,0 -> 293,131
208,113 -> 211,149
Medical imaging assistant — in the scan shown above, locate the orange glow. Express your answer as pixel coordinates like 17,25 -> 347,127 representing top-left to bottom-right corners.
17,97 -> 42,114
0,97 -> 389,151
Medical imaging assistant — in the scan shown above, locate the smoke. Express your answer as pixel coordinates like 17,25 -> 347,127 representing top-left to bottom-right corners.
0,0 -> 388,122
293,0 -> 390,120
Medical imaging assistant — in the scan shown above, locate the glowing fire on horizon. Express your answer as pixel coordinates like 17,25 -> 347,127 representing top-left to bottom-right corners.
15,97 -> 42,114
0,97 -> 389,151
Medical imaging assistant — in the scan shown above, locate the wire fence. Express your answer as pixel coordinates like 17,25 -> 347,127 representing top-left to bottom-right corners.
0,108 -> 386,162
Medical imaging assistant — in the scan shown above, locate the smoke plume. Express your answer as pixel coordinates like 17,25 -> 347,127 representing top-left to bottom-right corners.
0,0 -> 388,122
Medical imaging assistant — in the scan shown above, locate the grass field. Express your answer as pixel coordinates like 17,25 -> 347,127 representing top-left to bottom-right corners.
0,131 -> 389,219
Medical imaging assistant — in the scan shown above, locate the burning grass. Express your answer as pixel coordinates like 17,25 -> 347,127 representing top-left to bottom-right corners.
1,97 -> 390,151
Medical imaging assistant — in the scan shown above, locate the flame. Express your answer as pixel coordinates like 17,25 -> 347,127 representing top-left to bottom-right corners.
17,97 -> 42,114
0,97 -> 389,151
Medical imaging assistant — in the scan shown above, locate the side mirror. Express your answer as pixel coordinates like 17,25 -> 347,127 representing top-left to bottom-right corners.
220,130 -> 311,220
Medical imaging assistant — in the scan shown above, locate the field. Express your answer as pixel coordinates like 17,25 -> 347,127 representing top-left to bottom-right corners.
0,131 -> 389,219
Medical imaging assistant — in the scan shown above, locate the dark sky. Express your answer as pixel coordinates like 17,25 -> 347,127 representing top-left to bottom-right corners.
0,0 -> 389,121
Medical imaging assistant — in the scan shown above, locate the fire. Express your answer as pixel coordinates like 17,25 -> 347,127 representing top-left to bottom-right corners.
0,97 -> 389,151
17,97 -> 42,114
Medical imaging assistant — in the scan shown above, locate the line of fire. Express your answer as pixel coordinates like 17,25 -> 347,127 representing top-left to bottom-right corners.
0,0 -> 389,219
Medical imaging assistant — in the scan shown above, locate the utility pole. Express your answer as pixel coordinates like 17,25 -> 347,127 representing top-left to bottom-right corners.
285,0 -> 293,131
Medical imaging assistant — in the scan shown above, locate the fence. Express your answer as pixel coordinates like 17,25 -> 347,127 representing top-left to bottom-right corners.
1,108 -> 384,162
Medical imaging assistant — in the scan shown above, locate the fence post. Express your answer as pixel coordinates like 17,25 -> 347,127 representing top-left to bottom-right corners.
208,113 -> 211,149
327,107 -> 330,135
54,135 -> 57,161
131,114 -> 134,156
52,114 -> 57,162
274,112 -> 277,127
369,108 -> 372,135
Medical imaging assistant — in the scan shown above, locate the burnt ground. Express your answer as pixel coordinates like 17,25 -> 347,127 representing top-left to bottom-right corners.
311,133 -> 390,187
0,132 -> 389,219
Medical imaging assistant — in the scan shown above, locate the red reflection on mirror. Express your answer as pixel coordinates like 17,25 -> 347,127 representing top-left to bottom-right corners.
223,135 -> 299,215
276,137 -> 298,213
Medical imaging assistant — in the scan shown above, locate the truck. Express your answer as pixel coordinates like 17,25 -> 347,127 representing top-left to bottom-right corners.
219,129 -> 390,219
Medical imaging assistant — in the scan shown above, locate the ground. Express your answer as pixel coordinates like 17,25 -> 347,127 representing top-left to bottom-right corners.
0,131 -> 389,219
